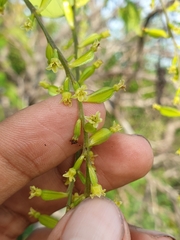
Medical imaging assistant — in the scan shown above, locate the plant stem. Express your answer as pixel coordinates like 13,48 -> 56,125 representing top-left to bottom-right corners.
66,181 -> 74,211
78,102 -> 91,196
72,0 -> 91,196
24,0 -> 91,199
72,0 -> 80,81
23,0 -> 75,83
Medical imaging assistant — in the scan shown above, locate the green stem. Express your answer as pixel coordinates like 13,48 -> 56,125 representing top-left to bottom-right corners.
66,180 -> 74,211
72,1 -> 91,195
72,0 -> 80,81
23,0 -> 75,83
78,102 -> 91,196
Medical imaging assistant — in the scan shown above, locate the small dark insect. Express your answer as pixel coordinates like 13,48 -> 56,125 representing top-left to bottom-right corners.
70,139 -> 78,145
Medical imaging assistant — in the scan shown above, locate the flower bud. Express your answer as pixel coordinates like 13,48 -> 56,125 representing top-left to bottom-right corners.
39,81 -> 59,96
85,87 -> 114,103
77,170 -> 86,184
69,50 -> 94,68
29,186 -> 68,201
85,81 -> 125,103
39,81 -> 51,89
72,80 -> 80,90
46,43 -> 54,64
73,155 -> 85,170
78,33 -> 100,48
89,128 -> 112,147
78,30 -> 110,48
153,104 -> 180,117
63,77 -> 70,92
78,66 -> 95,85
88,164 -> 98,185
84,122 -> 96,133
78,60 -> 103,85
143,28 -> 169,38
48,85 -> 59,96
70,118 -> 82,144
29,208 -> 58,229
100,30 -> 111,38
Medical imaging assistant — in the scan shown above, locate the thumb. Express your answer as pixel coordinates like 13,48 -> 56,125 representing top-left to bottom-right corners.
48,198 -> 128,240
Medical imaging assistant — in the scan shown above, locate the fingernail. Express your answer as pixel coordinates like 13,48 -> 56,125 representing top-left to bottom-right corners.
132,134 -> 152,147
61,198 -> 124,240
129,224 -> 176,239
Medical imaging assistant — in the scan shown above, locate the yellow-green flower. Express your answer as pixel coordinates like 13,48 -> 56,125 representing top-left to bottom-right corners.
85,111 -> 102,129
63,168 -> 76,182
90,184 -> 106,198
109,121 -> 122,133
29,186 -> 42,199
176,148 -> 180,155
89,150 -> 98,164
61,92 -> 72,106
72,85 -> 88,102
46,58 -> 62,73
114,199 -> 123,208
21,18 -> 33,31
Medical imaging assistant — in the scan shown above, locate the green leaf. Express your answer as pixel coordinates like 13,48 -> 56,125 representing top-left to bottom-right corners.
30,0 -> 89,18
39,0 -> 53,12
30,0 -> 65,18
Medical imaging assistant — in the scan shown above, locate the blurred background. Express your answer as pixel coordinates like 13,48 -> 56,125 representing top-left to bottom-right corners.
0,0 -> 180,238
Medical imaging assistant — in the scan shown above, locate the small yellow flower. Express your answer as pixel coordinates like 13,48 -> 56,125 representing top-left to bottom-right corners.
85,111 -> 102,129
89,150 -> 98,164
173,96 -> 180,105
176,148 -> 180,155
72,85 -> 88,102
70,193 -> 85,208
21,18 -> 33,31
113,80 -> 126,91
29,207 -> 40,218
61,92 -> 72,106
109,121 -> 122,133
46,58 -> 62,73
114,199 -> 123,208
90,184 -> 106,198
63,168 -> 76,182
29,186 -> 42,199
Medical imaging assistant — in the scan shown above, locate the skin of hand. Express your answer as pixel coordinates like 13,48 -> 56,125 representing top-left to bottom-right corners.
0,96 -> 175,240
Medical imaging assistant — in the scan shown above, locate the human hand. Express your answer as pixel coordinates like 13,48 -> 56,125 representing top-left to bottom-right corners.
0,96 -> 175,239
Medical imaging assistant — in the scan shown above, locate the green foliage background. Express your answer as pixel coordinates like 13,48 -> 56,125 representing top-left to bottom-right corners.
1,0 -> 180,238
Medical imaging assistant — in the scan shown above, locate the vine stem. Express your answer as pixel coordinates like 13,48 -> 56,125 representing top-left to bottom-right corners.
24,0 -> 92,201
71,0 -> 91,196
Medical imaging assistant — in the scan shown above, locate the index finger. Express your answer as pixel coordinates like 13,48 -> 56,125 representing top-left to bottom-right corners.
0,96 -> 105,203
